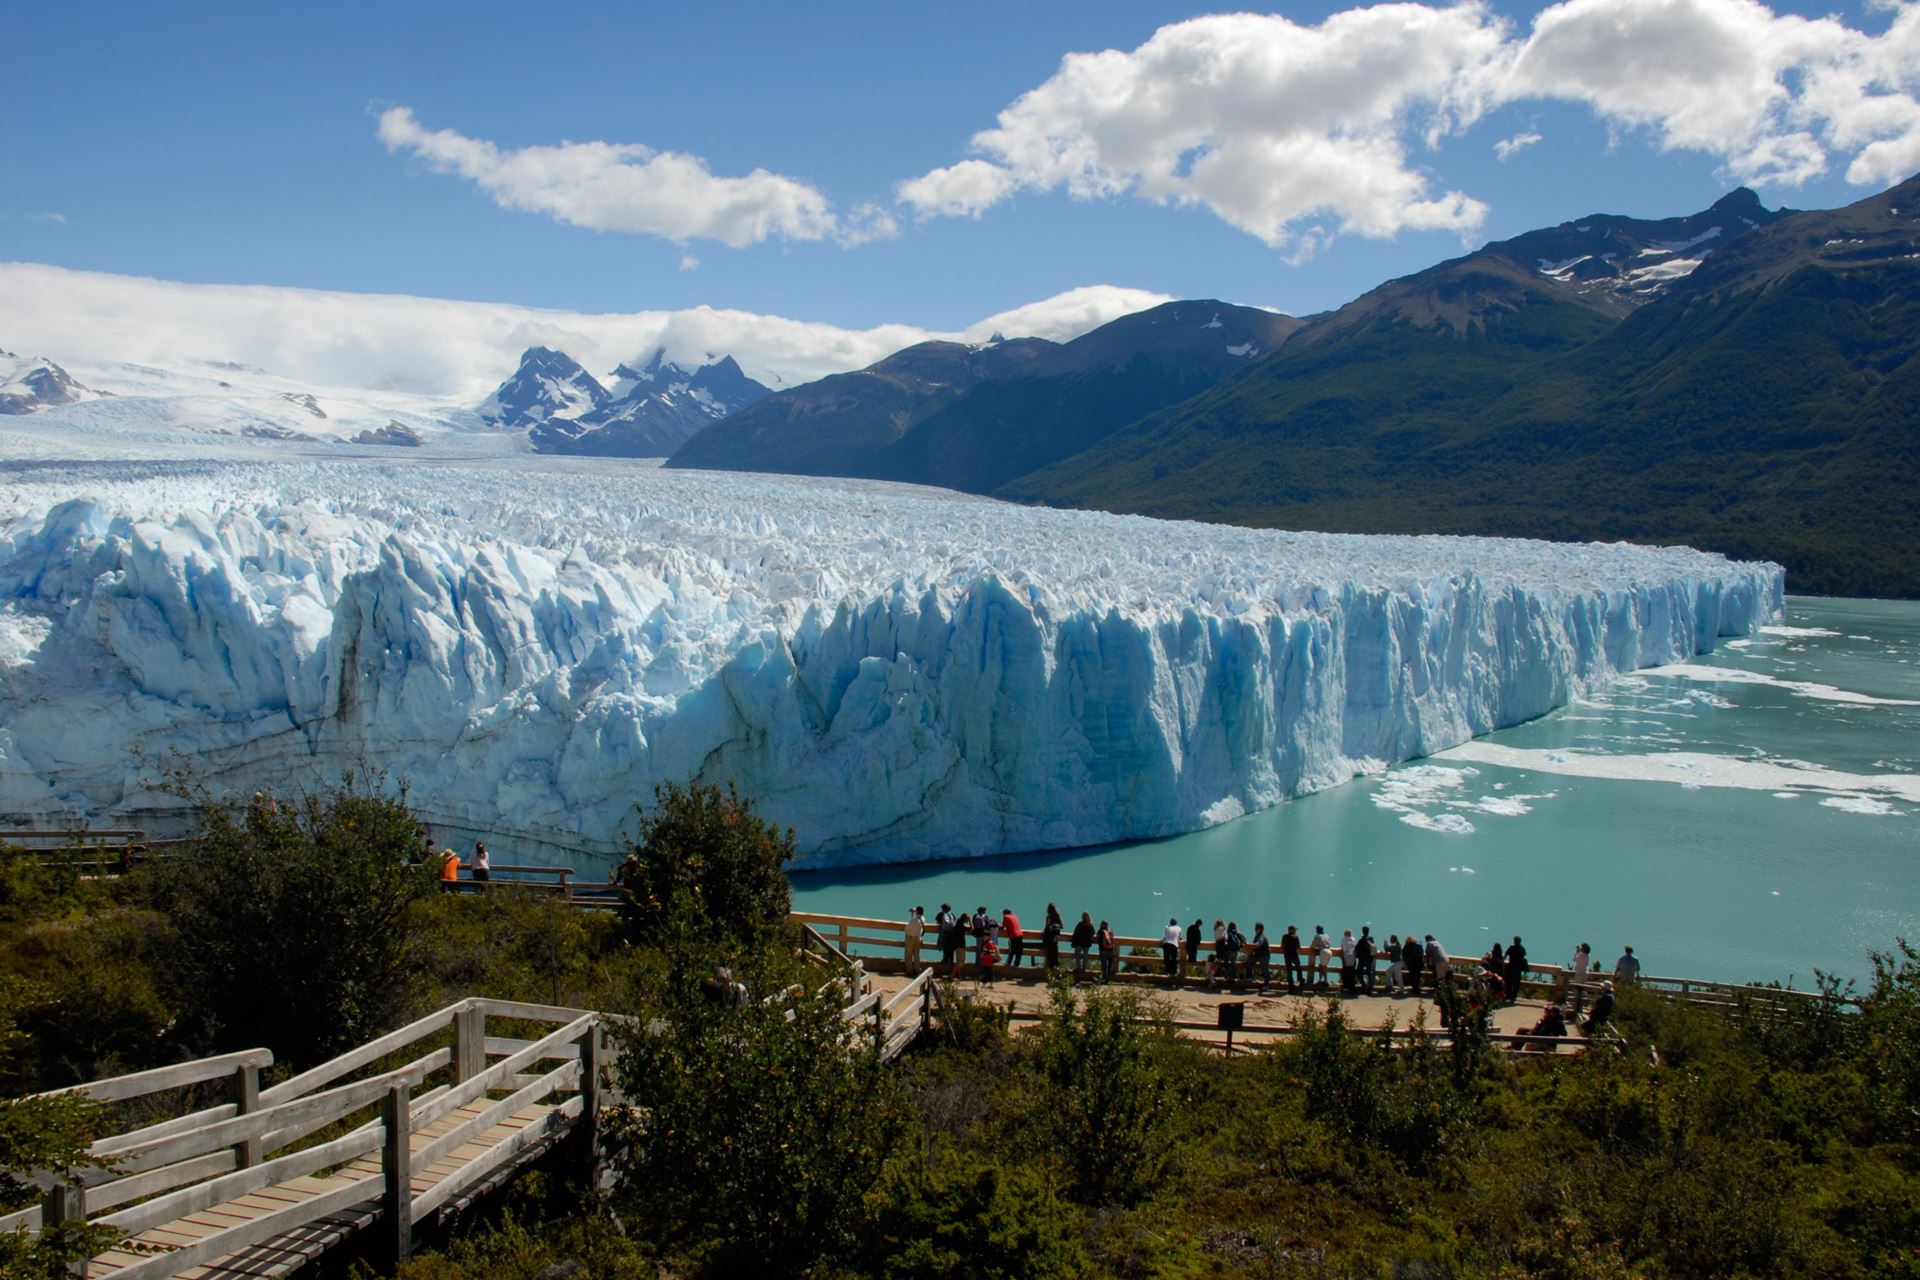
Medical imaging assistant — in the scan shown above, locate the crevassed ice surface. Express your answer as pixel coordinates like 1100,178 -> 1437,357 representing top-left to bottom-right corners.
0,459 -> 1782,866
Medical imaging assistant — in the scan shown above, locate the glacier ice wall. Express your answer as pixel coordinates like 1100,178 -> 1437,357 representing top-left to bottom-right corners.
0,460 -> 1782,866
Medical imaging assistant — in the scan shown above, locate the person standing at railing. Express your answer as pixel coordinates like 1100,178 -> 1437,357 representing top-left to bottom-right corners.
1282,925 -> 1304,992
1309,925 -> 1332,990
1001,907 -> 1025,968
979,932 -> 999,987
1207,919 -> 1227,990
471,841 -> 491,885
971,906 -> 992,970
1426,935 -> 1450,994
1339,928 -> 1357,995
1384,933 -> 1405,995
1614,946 -> 1641,984
1569,941 -> 1593,1014
1250,922 -> 1272,992
905,906 -> 925,972
1043,904 -> 1063,970
1186,918 -> 1203,980
1097,920 -> 1118,983
1505,935 -> 1527,1003
1161,918 -> 1182,983
936,904 -> 961,975
1071,912 -> 1095,976
1403,932 -> 1424,996
1356,926 -> 1377,995
438,843 -> 461,893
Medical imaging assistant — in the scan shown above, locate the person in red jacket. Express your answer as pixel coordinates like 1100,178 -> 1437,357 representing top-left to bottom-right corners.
1001,908 -> 1025,968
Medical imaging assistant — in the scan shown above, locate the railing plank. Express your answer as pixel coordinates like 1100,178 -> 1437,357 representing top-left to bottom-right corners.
84,1150 -> 235,1215
471,997 -> 597,1024
93,1125 -> 382,1236
106,1058 -> 429,1176
411,1015 -> 595,1132
481,1036 -> 581,1062
259,1002 -> 468,1105
36,1048 -> 273,1105
92,1102 -> 238,1157
412,1097 -> 582,1220
409,1059 -> 580,1176
261,1048 -> 449,1154
102,1173 -> 380,1280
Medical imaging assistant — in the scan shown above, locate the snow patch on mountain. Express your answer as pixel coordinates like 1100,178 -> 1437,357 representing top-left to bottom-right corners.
0,457 -> 1782,866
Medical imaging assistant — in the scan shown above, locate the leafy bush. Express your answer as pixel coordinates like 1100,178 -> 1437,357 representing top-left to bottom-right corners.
614,780 -> 794,946
156,775 -> 435,1066
605,951 -> 904,1278
1280,1001 -> 1480,1171
863,1154 -> 1089,1280
1030,981 -> 1186,1206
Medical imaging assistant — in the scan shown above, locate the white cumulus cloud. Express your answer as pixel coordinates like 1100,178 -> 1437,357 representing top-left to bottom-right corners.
0,264 -> 1172,399
899,0 -> 1920,250
377,106 -> 847,248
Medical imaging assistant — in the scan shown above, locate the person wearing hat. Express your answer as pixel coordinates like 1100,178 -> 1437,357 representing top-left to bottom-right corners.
1582,980 -> 1616,1035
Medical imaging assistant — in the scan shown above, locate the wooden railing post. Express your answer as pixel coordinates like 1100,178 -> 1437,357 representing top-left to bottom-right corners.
232,1061 -> 261,1168
382,1082 -> 413,1266
578,1021 -> 602,1165
42,1177 -> 86,1277
453,1004 -> 486,1085
559,868 -> 574,903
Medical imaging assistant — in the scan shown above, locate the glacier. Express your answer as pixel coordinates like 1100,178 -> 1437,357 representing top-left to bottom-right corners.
0,457 -> 1782,867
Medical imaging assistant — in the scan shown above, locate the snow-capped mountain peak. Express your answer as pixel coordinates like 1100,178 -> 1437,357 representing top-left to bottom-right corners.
510,347 -> 771,457
0,356 -> 101,415
476,346 -> 610,429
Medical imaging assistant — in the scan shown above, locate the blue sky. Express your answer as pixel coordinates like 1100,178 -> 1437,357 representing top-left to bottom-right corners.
4,0 -> 1917,343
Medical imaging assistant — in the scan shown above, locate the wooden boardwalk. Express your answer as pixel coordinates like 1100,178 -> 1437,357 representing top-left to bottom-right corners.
11,966 -> 936,1280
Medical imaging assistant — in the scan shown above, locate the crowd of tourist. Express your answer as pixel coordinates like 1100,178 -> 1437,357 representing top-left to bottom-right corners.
904,903 -> 1637,1037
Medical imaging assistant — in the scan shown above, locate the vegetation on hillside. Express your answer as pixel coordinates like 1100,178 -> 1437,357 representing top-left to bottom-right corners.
3,779 -> 1918,1279
1004,258 -> 1920,599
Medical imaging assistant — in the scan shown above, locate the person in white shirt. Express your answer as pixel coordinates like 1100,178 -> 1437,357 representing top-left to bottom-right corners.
1310,925 -> 1332,989
1384,934 -> 1405,995
470,841 -> 491,884
1161,918 -> 1183,983
904,906 -> 925,971
1339,929 -> 1358,995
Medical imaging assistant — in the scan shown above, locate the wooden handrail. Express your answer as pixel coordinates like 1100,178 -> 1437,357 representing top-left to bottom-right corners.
36,1048 -> 273,1105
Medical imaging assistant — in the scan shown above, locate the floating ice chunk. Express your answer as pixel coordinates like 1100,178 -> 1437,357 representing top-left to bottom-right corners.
1760,625 -> 1841,637
1444,742 -> 1920,809
1820,795 -> 1898,815
1646,663 -> 1919,707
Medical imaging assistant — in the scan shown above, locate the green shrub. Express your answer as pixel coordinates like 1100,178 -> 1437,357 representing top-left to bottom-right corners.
156,775 -> 435,1066
1030,981 -> 1186,1206
606,951 -> 905,1278
614,780 -> 794,946
863,1153 -> 1089,1280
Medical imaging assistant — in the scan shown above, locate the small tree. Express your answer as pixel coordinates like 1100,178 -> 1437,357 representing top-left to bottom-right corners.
1031,981 -> 1184,1206
615,780 -> 794,945
605,952 -> 903,1278
0,976 -> 121,1278
159,775 -> 435,1066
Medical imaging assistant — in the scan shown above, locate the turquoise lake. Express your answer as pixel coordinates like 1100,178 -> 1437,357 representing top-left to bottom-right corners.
792,596 -> 1920,988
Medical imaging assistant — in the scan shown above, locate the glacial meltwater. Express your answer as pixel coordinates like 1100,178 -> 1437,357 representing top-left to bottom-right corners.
794,596 -> 1920,988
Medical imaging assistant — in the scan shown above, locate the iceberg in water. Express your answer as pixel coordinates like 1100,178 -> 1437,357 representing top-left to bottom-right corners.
0,459 -> 1781,866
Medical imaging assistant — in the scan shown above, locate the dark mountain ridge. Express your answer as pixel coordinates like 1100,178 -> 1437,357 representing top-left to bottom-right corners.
1006,175 -> 1920,597
665,301 -> 1300,488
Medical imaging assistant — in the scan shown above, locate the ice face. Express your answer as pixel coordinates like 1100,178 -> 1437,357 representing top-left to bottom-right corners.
0,458 -> 1782,866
